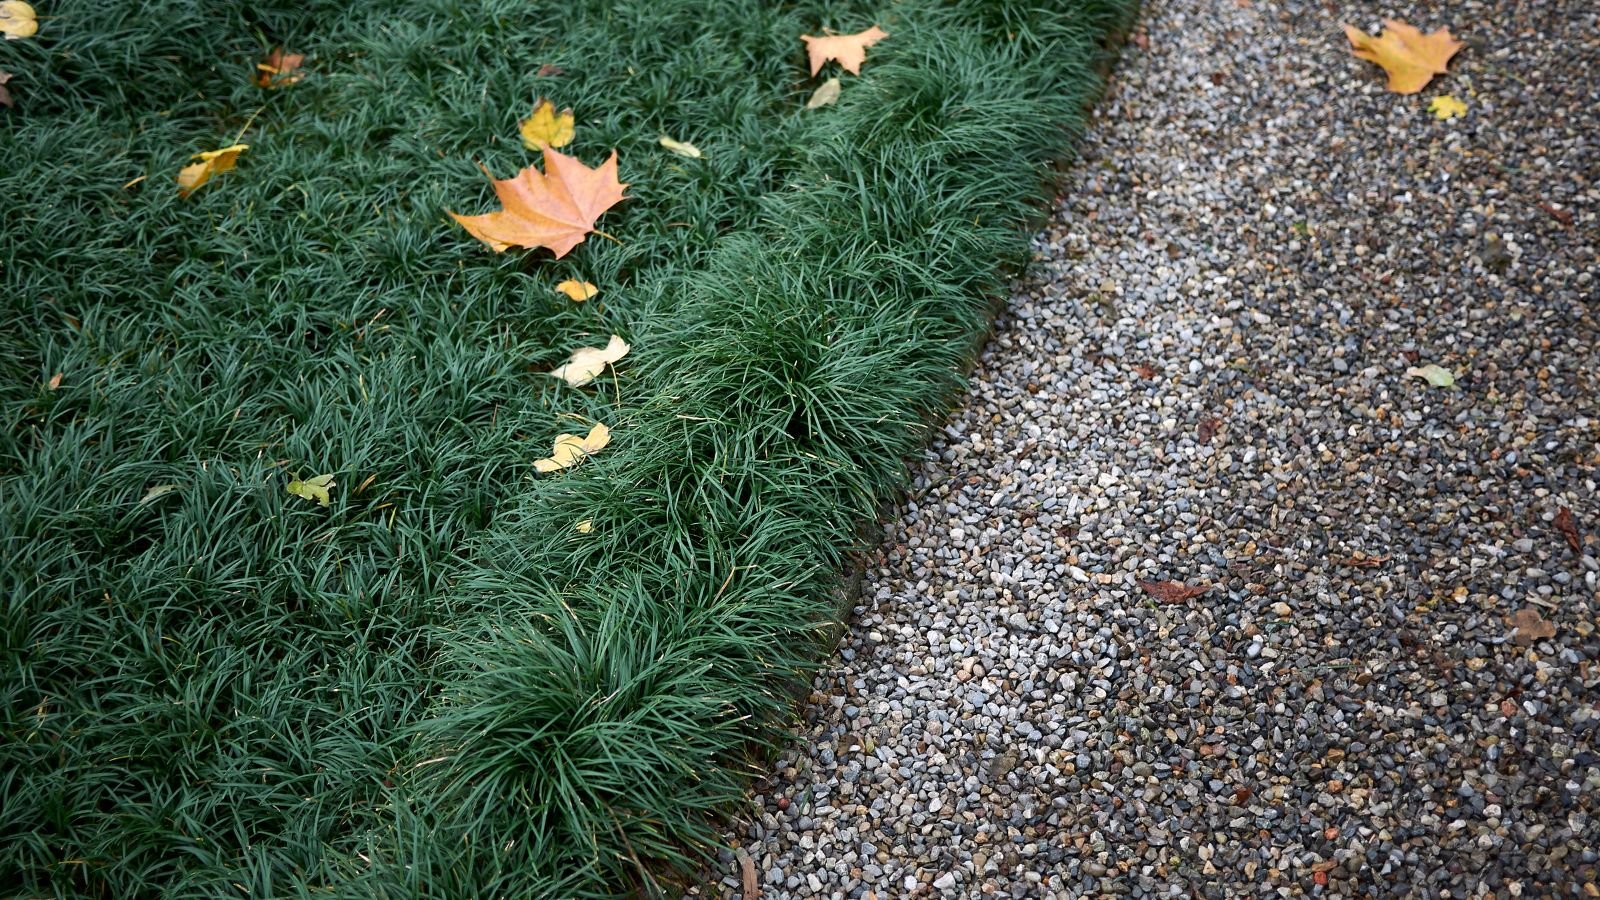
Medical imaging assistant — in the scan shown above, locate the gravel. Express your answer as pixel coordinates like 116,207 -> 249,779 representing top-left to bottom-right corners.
705,0 -> 1599,895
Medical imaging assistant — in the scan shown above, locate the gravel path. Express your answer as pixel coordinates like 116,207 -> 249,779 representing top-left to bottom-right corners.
712,0 -> 1599,896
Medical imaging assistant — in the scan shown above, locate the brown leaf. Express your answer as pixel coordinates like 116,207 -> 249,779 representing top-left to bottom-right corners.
801,25 -> 887,76
1232,786 -> 1254,804
1342,19 -> 1462,94
536,63 -> 564,77
1133,363 -> 1158,379
256,48 -> 305,89
1338,553 -> 1389,568
1539,202 -> 1573,228
46,371 -> 61,390
449,148 -> 628,258
1508,608 -> 1556,646
1554,506 -> 1582,552
1197,416 -> 1222,444
0,69 -> 13,108
737,849 -> 759,899
1137,580 -> 1213,604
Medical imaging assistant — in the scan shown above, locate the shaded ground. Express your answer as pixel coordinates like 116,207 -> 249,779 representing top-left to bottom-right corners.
713,0 -> 1599,895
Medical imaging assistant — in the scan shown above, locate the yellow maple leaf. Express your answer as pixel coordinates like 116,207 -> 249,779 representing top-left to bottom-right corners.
177,144 -> 248,197
286,473 -> 336,506
1428,94 -> 1467,119
555,280 -> 598,302
550,335 -> 629,387
1342,19 -> 1462,94
0,1 -> 37,40
534,423 -> 610,474
801,25 -> 887,76
520,97 -> 574,150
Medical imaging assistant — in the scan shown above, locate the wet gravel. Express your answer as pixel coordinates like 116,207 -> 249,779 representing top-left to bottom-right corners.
710,0 -> 1599,895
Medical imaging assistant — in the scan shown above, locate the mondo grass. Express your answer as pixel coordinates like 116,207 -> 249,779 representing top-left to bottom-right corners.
1,0 -> 1134,895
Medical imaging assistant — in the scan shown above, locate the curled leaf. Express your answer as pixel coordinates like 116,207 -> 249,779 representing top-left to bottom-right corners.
286,473 -> 336,507
140,484 -> 179,505
1342,19 -> 1462,94
550,334 -> 629,387
805,77 -> 842,109
448,148 -> 627,258
520,97 -> 574,150
1137,580 -> 1213,604
0,1 -> 37,40
534,423 -> 610,473
1508,607 -> 1555,646
0,69 -> 14,108
1405,363 -> 1455,388
256,48 -> 305,88
555,280 -> 598,302
658,135 -> 702,158
177,144 -> 248,197
1428,94 -> 1467,120
575,519 -> 593,533
801,25 -> 887,76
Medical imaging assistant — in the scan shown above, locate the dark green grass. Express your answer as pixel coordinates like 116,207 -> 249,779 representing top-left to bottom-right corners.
1,0 -> 1133,894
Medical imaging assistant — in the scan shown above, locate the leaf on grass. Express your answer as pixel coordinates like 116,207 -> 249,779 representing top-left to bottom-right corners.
1428,94 -> 1467,120
1554,506 -> 1582,552
0,69 -> 14,108
575,518 -> 593,533
555,279 -> 597,302
448,148 -> 627,258
0,1 -> 37,40
658,135 -> 701,158
286,473 -> 336,507
1405,363 -> 1455,388
805,77 -> 842,109
536,63 -> 564,77
140,484 -> 179,504
550,335 -> 629,387
1508,607 -> 1555,646
1342,19 -> 1462,95
46,371 -> 61,390
534,423 -> 610,473
519,97 -> 574,150
256,48 -> 305,88
177,144 -> 248,197
801,25 -> 887,76
1137,580 -> 1213,604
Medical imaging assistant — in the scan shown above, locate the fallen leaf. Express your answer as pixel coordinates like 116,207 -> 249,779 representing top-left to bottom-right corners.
46,371 -> 61,390
1137,580 -> 1213,604
1232,786 -> 1254,804
658,135 -> 701,158
1554,506 -> 1582,552
1539,202 -> 1573,228
177,144 -> 248,197
801,25 -> 887,76
1342,20 -> 1462,94
0,1 -> 37,40
534,423 -> 610,473
1339,552 -> 1390,568
805,77 -> 842,109
1133,363 -> 1158,379
256,48 -> 305,88
536,63 -> 564,77
737,849 -> 759,899
449,148 -> 627,258
555,279 -> 597,302
1508,607 -> 1556,646
519,97 -> 574,150
1428,94 -> 1467,119
1197,416 -> 1222,444
140,484 -> 179,504
575,518 -> 593,534
550,334 -> 629,387
1405,363 -> 1455,388
286,473 -> 336,507
0,69 -> 13,108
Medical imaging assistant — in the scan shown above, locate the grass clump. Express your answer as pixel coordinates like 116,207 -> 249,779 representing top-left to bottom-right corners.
1,0 -> 1133,894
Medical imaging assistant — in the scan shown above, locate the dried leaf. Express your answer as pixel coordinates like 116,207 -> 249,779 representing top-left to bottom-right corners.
1428,94 -> 1466,120
555,279 -> 597,302
1405,363 -> 1455,388
1342,20 -> 1462,95
177,144 -> 248,197
140,484 -> 179,504
1554,506 -> 1582,552
1539,202 -> 1573,228
1137,580 -> 1213,604
805,77 -> 842,109
448,148 -> 627,258
738,849 -> 760,899
658,135 -> 701,158
534,423 -> 610,473
519,97 -> 574,150
286,473 -> 336,507
575,518 -> 593,534
46,371 -> 61,390
1338,553 -> 1390,568
1197,416 -> 1222,444
0,1 -> 37,40
536,63 -> 564,77
801,25 -> 887,76
256,48 -> 305,88
1508,607 -> 1555,646
550,334 -> 629,387
0,69 -> 13,108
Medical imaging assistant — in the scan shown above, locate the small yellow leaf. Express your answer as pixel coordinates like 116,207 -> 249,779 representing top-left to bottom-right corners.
1342,19 -> 1462,94
658,136 -> 702,159
575,518 -> 593,533
286,473 -> 336,506
140,484 -> 179,504
46,372 -> 61,390
177,144 -> 248,197
550,335 -> 629,387
0,1 -> 38,40
1428,94 -> 1467,120
806,77 -> 842,109
534,423 -> 610,473
519,97 -> 574,150
555,279 -> 598,302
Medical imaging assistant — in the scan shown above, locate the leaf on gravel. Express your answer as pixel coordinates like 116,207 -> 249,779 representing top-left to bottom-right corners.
449,148 -> 627,258
0,69 -> 14,108
256,48 -> 305,88
177,144 -> 248,197
1539,201 -> 1573,228
1405,363 -> 1455,388
658,135 -> 701,158
1338,552 -> 1390,568
519,97 -> 574,150
737,849 -> 759,899
1342,19 -> 1462,95
286,473 -> 336,507
1508,607 -> 1556,646
555,279 -> 597,302
534,423 -> 610,473
1428,94 -> 1467,120
1137,580 -> 1213,603
1554,506 -> 1582,552
0,1 -> 37,40
550,334 -> 629,387
1197,416 -> 1222,444
805,77 -> 842,109
801,25 -> 887,76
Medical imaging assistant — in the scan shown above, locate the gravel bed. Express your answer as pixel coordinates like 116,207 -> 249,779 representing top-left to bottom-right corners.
707,0 -> 1599,895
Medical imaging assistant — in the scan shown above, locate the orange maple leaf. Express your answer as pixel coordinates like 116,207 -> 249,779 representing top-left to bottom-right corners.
256,48 -> 305,88
801,25 -> 887,76
1342,19 -> 1462,94
448,148 -> 627,258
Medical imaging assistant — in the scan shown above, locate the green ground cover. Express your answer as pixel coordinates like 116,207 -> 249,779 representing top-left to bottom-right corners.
0,0 -> 1133,894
